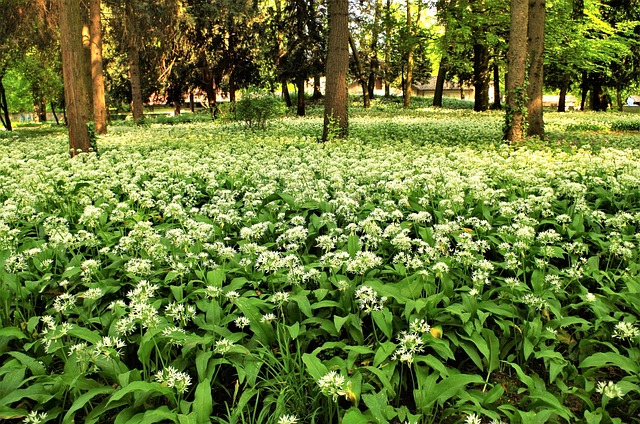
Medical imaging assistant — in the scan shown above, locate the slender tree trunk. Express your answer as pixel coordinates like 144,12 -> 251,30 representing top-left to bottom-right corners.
0,77 -> 12,131
312,74 -> 323,99
526,0 -> 545,137
296,76 -> 306,116
59,0 -> 93,155
384,0 -> 392,97
189,90 -> 195,112
322,0 -> 349,141
491,61 -> 502,109
504,0 -> 529,143
229,70 -> 236,103
368,0 -> 382,99
580,73 -> 588,111
281,78 -> 292,107
349,33 -> 371,108
615,86 -> 623,111
51,101 -> 60,124
128,44 -> 144,123
90,0 -> 107,134
473,42 -> 490,111
558,75 -> 568,112
403,0 -> 413,109
433,58 -> 447,107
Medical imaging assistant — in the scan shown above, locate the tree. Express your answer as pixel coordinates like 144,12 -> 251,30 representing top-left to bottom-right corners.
90,0 -> 107,133
59,0 -> 93,155
526,0 -> 545,137
322,0 -> 349,141
403,0 -> 414,109
504,0 -> 528,143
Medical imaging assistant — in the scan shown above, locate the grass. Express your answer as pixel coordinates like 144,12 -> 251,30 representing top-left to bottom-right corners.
0,98 -> 640,424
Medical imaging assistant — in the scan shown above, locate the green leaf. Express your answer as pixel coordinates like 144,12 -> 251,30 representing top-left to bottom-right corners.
7,352 -> 46,376
362,391 -> 390,424
348,235 -> 360,256
108,381 -> 173,406
0,327 -> 27,340
62,387 -> 115,424
287,322 -> 300,339
194,379 -> 213,424
342,407 -> 369,424
371,309 -> 393,339
126,406 -> 178,424
579,352 -> 639,374
302,353 -> 328,381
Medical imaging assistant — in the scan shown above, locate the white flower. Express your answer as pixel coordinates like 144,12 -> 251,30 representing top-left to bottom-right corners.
317,370 -> 346,401
596,381 -> 624,399
613,321 -> 640,340
235,316 -> 251,329
465,413 -> 482,424
354,285 -> 384,314
155,366 -> 192,394
215,338 -> 235,354
23,411 -> 47,424
261,313 -> 277,323
277,414 -> 299,424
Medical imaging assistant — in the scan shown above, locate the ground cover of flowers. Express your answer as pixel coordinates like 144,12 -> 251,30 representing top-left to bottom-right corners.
1,107 -> 640,424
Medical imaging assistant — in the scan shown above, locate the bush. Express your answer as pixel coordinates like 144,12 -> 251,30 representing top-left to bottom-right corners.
234,88 -> 287,129
611,118 -> 640,131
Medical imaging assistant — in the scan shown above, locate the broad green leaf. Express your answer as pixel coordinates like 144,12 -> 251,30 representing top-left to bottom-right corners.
342,407 -> 369,424
108,381 -> 173,406
62,387 -> 115,424
302,353 -> 328,381
194,379 -> 213,424
371,309 -> 393,339
362,391 -> 390,424
579,352 -> 639,374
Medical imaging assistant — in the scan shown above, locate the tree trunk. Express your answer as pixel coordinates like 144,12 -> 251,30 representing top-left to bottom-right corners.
312,74 -> 323,99
0,77 -> 12,131
296,76 -> 306,116
90,0 -> 107,134
433,58 -> 447,107
51,101 -> 60,124
504,0 -> 529,143
491,61 -> 502,109
558,74 -> 568,112
349,33 -> 371,109
229,70 -> 236,103
580,73 -> 588,111
189,90 -> 195,112
34,99 -> 47,122
59,0 -> 93,155
526,0 -> 545,138
384,0 -> 391,97
322,0 -> 349,141
403,0 -> 413,109
128,43 -> 144,123
281,77 -> 292,107
590,81 -> 602,111
473,42 -> 490,111
368,0 -> 382,100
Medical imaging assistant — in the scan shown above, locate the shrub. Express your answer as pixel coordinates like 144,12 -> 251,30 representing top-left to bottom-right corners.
234,87 -> 287,129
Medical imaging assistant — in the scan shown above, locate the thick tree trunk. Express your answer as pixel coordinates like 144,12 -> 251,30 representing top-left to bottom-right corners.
349,33 -> 371,108
526,0 -> 545,138
296,76 -> 306,116
433,58 -> 447,107
504,0 -> 529,143
90,0 -> 107,134
322,0 -> 349,141
491,61 -> 502,109
281,78 -> 292,107
34,98 -> 47,122
473,43 -> 490,111
59,0 -> 93,155
0,77 -> 12,131
403,0 -> 413,109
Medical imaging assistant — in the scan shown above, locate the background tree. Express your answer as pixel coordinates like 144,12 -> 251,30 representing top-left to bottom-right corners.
322,0 -> 349,141
526,0 -> 545,137
504,0 -> 528,143
59,0 -> 93,155
90,0 -> 107,133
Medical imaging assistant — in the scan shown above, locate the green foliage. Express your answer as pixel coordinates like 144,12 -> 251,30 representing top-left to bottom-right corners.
233,88 -> 287,129
2,107 -> 640,423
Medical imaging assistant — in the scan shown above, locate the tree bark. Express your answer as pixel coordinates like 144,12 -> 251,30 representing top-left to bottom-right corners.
433,58 -> 447,107
384,0 -> 392,97
526,0 -> 545,137
322,0 -> 349,141
90,0 -> 107,134
368,0 -> 382,99
349,33 -> 371,108
504,0 -> 529,143
491,61 -> 502,109
403,0 -> 413,109
296,76 -> 306,116
558,73 -> 568,112
473,42 -> 490,111
281,77 -> 292,107
0,77 -> 12,131
126,2 -> 144,124
312,74 -> 323,99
